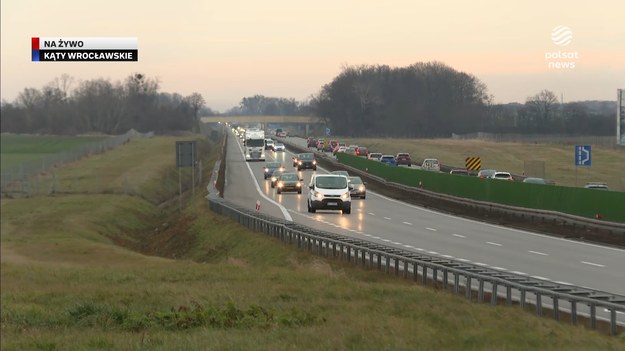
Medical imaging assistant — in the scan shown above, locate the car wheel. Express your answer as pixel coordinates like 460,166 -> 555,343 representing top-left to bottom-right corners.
271,183 -> 275,188
297,166 -> 301,171
343,207 -> 351,214
361,195 -> 366,199
298,189 -> 302,194
307,201 -> 311,212
408,164 -> 411,167
313,167 -> 317,171
277,189 -> 281,194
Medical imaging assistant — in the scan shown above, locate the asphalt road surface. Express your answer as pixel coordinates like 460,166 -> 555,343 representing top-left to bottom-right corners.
224,132 -> 625,323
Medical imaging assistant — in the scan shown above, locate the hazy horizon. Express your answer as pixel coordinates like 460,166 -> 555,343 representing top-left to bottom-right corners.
2,0 -> 624,112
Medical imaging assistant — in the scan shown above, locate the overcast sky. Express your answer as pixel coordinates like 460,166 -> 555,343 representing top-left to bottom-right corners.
2,0 -> 624,112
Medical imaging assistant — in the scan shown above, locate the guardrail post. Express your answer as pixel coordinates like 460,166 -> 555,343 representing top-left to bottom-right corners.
590,304 -> 596,329
478,279 -> 484,303
443,270 -> 448,289
421,266 -> 427,284
610,309 -> 617,336
571,301 -> 577,325
465,276 -> 472,300
506,286 -> 512,305
553,297 -> 559,321
536,293 -> 543,316
347,246 -> 352,263
362,250 -> 367,267
403,261 -> 408,279
394,258 -> 399,276
340,244 -> 344,260
520,289 -> 526,309
413,263 -> 418,281
454,273 -> 460,294
491,282 -> 498,305
432,267 -> 437,287
385,256 -> 390,274
377,254 -> 382,270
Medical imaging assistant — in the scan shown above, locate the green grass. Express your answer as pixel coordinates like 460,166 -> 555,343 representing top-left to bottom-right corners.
2,134 -> 624,350
0,134 -> 108,169
336,137 -> 625,192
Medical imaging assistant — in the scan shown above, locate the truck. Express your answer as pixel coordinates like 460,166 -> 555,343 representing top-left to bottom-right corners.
244,129 -> 266,161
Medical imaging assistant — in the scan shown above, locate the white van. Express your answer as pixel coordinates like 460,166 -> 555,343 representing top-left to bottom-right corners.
421,158 -> 440,172
307,174 -> 352,214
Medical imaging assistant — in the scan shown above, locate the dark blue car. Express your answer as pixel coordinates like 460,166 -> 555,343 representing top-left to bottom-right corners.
263,162 -> 284,179
379,155 -> 397,166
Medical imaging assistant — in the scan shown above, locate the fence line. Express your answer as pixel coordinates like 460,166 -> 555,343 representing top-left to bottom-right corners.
1,129 -> 153,194
207,196 -> 625,336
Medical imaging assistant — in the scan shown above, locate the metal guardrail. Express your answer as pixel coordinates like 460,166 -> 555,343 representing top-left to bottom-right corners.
208,196 -> 625,335
277,137 -> 625,235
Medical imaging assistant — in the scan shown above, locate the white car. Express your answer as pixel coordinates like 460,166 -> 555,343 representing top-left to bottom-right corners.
273,143 -> 286,152
307,174 -> 352,214
491,172 -> 513,181
421,158 -> 440,172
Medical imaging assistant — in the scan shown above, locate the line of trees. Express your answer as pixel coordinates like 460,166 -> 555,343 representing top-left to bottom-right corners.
224,95 -> 311,116
1,73 -> 206,135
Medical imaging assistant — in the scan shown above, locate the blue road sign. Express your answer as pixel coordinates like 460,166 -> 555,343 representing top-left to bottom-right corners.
575,145 -> 591,166
325,127 -> 331,136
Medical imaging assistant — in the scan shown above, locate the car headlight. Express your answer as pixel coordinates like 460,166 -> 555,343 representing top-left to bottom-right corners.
340,191 -> 350,200
271,176 -> 277,182
298,161 -> 303,165
296,182 -> 301,187
359,185 -> 365,191
264,168 -> 269,172
314,191 -> 324,200
312,160 -> 317,165
277,182 -> 283,188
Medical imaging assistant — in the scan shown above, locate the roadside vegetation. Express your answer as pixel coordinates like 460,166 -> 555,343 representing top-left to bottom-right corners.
1,134 -> 624,350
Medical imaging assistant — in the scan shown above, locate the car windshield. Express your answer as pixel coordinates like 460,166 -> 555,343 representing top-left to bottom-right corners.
299,153 -> 314,160
281,174 -> 298,181
266,162 -> 281,168
398,153 -> 409,157
275,143 -> 284,147
332,171 -> 349,176
316,176 -> 347,189
494,173 -> 510,178
247,139 -> 264,147
348,177 -> 362,185
273,171 -> 283,178
381,156 -> 393,160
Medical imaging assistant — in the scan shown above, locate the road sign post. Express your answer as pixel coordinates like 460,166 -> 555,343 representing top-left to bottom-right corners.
574,145 -> 591,187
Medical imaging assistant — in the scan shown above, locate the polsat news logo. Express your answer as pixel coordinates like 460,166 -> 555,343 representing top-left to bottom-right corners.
31,37 -> 138,62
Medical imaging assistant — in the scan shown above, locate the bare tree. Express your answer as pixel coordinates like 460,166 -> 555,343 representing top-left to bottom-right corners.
525,90 -> 558,128
185,92 -> 205,133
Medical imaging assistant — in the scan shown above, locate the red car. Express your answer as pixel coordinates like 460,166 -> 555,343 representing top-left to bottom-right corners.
395,153 -> 412,166
356,146 -> 369,156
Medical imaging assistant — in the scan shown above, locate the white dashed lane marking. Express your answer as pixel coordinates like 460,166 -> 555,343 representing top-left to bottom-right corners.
384,217 -> 392,220
486,241 -> 502,247
581,261 -> 605,268
402,222 -> 413,226
426,227 -> 437,232
452,234 -> 466,238
528,250 -> 548,256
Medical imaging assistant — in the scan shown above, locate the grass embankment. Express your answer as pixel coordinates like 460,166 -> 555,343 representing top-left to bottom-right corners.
2,135 -> 624,350
337,138 -> 625,192
0,134 -> 108,169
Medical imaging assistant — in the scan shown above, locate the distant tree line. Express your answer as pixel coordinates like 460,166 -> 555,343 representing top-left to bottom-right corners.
1,73 -> 206,135
305,63 -> 616,137
224,95 -> 312,116
485,90 -> 615,135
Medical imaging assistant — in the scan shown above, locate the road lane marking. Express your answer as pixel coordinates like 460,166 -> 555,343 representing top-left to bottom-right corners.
426,227 -> 437,232
528,250 -> 548,256
604,309 -> 625,315
555,281 -> 573,286
371,236 -> 380,239
403,245 -> 413,248
486,241 -> 502,247
428,251 -> 439,255
452,234 -> 466,238
234,137 -> 292,221
441,255 -> 454,259
367,188 -> 625,253
368,212 -> 376,216
402,221 -> 413,226
392,241 -> 402,245
474,262 -> 488,266
492,266 -> 508,271
581,261 -> 605,268
457,258 -> 469,262
384,217 -> 392,220
382,239 -> 391,243
510,271 -> 527,275
531,276 -> 550,281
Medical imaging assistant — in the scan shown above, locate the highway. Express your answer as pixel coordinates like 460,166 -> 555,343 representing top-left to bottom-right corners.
224,131 -> 625,322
